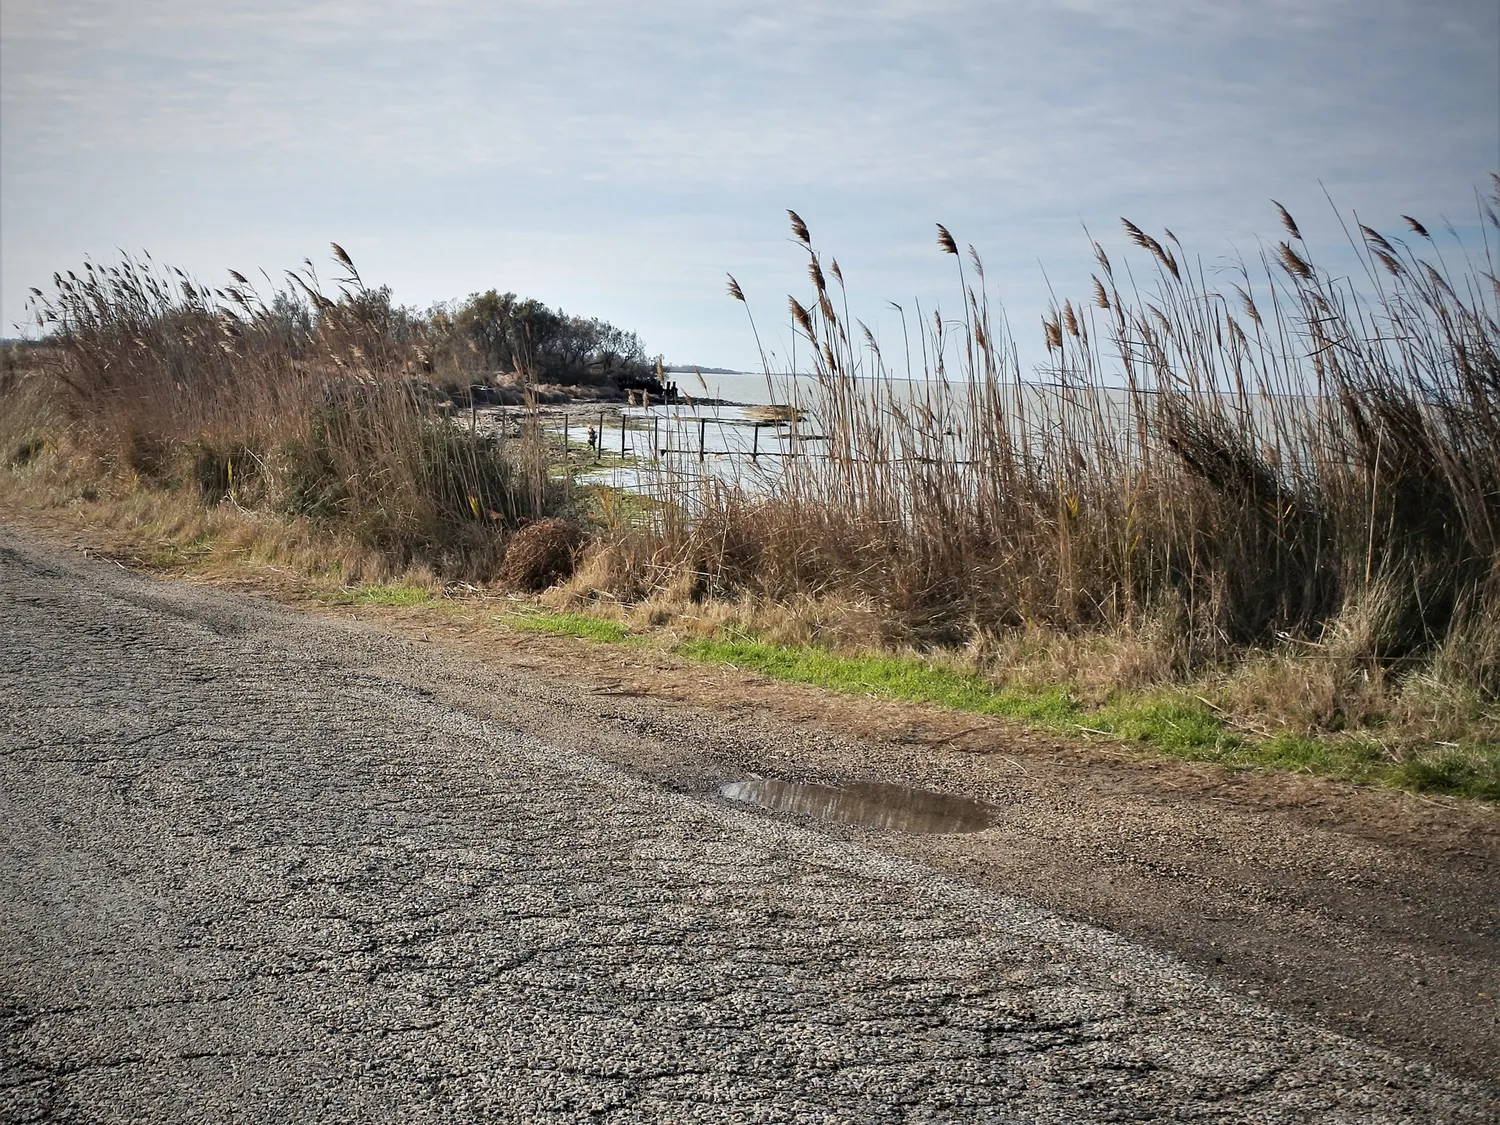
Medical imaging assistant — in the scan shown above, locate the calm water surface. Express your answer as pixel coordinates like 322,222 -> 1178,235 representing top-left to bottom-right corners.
717,778 -> 996,834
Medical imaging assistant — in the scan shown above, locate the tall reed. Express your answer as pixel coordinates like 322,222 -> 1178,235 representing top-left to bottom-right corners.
587,187 -> 1500,694
23,247 -> 563,574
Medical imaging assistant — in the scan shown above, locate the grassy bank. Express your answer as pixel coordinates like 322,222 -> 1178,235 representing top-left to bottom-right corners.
0,463 -> 1493,799
501,605 -> 1498,800
555,185 -> 1500,751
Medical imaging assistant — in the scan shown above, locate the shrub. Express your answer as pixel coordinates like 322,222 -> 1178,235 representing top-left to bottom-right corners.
433,289 -> 656,386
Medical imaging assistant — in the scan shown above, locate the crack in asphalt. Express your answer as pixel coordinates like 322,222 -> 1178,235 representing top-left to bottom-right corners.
1,529 -> 1495,1123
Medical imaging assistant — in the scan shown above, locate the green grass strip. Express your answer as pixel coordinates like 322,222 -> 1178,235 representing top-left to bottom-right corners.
1087,696 -> 1236,755
677,635 -> 1077,722
675,633 -> 1499,801
1392,744 -> 1500,801
328,584 -> 433,607
509,610 -> 634,644
500,612 -> 1499,801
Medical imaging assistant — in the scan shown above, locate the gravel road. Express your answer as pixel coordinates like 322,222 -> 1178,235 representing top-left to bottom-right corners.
1,529 -> 1493,1123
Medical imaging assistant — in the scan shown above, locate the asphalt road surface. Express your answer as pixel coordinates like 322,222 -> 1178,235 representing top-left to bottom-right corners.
1,530 -> 1493,1123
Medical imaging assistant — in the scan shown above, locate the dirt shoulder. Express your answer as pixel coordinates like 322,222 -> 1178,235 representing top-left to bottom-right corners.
5,500 -> 1498,1089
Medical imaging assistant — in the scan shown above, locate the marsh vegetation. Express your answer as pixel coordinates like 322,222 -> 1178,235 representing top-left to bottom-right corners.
4,182 -> 1498,796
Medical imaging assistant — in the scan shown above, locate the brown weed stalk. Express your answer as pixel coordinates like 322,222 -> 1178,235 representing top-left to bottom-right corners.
23,247 -> 563,575
587,183 -> 1500,695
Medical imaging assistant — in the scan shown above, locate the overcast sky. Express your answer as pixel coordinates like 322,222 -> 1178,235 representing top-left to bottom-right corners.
3,0 -> 1496,371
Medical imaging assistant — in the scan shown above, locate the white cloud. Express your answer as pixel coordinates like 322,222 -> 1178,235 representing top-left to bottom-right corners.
3,0 -> 1495,364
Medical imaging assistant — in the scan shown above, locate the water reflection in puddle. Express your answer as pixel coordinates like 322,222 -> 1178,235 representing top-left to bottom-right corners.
716,778 -> 995,834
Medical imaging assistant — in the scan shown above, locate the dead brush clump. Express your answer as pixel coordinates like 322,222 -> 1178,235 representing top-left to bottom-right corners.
499,518 -> 588,592
1215,649 -> 1391,733
16,246 -> 568,578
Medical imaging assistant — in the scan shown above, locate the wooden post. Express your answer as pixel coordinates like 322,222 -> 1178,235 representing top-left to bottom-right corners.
698,418 -> 706,463
752,423 -> 759,459
621,413 -> 627,458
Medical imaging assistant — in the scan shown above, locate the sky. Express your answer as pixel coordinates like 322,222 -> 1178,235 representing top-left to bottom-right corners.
2,0 -> 1497,372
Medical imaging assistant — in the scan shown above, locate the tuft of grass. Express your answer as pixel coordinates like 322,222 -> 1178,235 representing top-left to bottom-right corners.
509,609 -> 633,644
1089,697 -> 1235,755
1395,745 -> 1500,801
1251,730 -> 1383,774
676,634 -> 1078,721
330,584 -> 434,607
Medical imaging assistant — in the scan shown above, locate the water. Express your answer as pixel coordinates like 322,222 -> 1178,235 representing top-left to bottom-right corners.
668,370 -> 783,405
717,778 -> 996,834
479,372 -> 1324,497
498,393 -> 822,493
558,375 -> 1148,495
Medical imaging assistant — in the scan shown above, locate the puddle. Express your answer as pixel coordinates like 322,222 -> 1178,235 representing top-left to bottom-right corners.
716,778 -> 995,834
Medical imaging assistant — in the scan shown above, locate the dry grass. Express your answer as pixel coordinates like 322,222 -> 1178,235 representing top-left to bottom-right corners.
15,249 -> 570,578
0,450 -> 407,584
563,180 -> 1500,728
